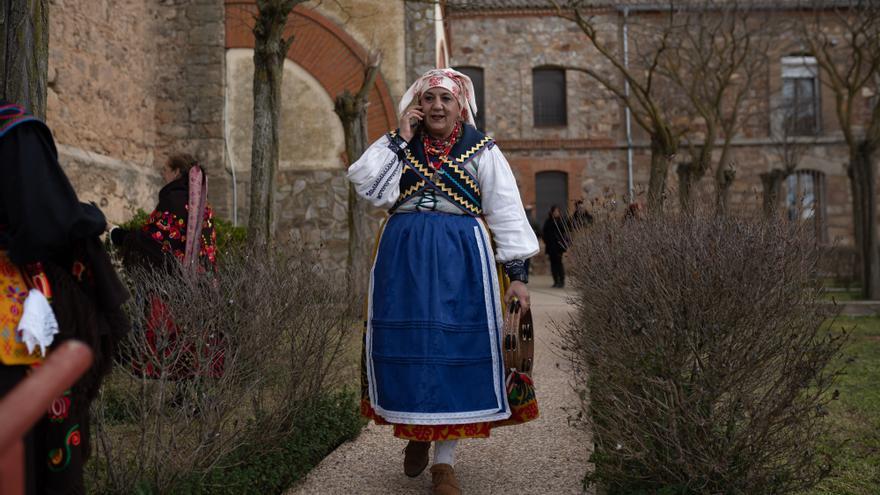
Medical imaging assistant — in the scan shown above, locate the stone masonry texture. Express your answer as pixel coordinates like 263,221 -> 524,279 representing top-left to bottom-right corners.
447,6 -> 869,249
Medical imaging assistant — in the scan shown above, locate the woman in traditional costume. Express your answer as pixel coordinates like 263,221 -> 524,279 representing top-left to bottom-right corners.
348,69 -> 540,494
110,153 -> 217,273
110,153 -> 221,379
0,100 -> 129,494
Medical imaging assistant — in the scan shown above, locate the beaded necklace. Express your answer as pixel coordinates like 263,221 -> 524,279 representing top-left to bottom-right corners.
422,121 -> 462,171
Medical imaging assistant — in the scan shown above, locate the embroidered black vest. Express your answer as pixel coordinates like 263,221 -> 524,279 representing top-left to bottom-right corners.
390,124 -> 494,216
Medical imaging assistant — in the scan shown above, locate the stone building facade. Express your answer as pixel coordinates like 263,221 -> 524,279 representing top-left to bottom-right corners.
41,0 -> 870,277
445,1 -> 867,247
47,0 -> 226,223
45,0 -> 442,274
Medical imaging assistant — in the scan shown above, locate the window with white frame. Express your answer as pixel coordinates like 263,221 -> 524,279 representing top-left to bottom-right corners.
785,169 -> 827,242
781,56 -> 820,136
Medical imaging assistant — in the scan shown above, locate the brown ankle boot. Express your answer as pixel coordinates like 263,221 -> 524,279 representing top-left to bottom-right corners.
430,463 -> 461,495
403,440 -> 430,477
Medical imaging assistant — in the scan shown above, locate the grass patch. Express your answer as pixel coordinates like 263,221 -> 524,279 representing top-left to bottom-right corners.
821,289 -> 864,303
802,316 -> 880,494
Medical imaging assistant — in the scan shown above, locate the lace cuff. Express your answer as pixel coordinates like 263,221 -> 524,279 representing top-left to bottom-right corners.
504,259 -> 528,284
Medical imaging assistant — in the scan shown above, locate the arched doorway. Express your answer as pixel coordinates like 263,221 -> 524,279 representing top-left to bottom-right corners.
225,2 -> 397,141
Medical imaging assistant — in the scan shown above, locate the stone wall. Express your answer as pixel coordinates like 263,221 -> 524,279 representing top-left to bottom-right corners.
47,0 -> 162,220
311,0 -> 407,101
448,8 -> 862,249
47,0 -> 226,224
221,0 -> 406,277
154,0 -> 227,220
449,12 -> 620,141
405,0 -> 438,86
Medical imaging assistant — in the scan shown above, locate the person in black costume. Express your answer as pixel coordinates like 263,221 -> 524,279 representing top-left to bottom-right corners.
542,205 -> 569,288
109,153 -> 221,380
0,100 -> 129,495
109,153 -> 217,272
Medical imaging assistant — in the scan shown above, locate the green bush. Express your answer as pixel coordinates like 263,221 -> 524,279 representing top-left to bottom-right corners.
212,217 -> 248,255
183,391 -> 364,495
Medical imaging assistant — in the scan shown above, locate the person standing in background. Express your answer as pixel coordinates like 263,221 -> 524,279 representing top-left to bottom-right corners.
543,205 -> 568,288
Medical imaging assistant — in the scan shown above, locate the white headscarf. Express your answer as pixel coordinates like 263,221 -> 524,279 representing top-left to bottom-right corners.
399,68 -> 478,127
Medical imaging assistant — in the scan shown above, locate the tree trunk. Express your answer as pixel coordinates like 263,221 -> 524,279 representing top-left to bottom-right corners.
852,144 -> 879,299
647,135 -> 673,214
335,90 -> 373,308
846,162 -> 863,258
335,56 -> 380,308
247,4 -> 293,250
0,0 -> 49,118
759,169 -> 786,218
677,162 -> 694,212
714,147 -> 736,217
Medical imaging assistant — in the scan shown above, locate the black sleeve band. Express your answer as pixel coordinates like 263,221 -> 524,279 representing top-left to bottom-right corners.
504,259 -> 528,284
387,130 -> 409,161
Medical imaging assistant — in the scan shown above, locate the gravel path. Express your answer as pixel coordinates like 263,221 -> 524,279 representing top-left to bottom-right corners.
286,275 -> 592,495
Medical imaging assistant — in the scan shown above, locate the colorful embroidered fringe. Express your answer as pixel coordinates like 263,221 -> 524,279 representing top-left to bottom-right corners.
0,251 -> 84,482
0,252 -> 46,365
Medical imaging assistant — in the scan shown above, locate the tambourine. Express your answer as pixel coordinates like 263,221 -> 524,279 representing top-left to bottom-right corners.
502,299 -> 534,376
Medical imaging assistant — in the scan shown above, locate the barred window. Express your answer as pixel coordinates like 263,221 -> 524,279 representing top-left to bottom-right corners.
455,66 -> 485,131
781,56 -> 820,136
533,67 -> 567,127
785,169 -> 827,242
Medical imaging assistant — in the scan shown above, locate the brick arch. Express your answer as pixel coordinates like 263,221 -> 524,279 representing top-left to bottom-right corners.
225,1 -> 397,143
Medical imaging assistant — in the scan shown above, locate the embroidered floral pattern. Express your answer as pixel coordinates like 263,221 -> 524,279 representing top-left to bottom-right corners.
142,205 -> 217,267
48,391 -> 72,423
5,284 -> 26,305
47,424 -> 80,472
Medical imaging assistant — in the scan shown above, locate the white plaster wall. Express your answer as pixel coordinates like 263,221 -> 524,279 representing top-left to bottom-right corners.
225,48 -> 345,172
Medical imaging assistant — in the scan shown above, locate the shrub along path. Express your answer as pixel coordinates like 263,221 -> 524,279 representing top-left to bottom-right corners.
285,275 -> 591,494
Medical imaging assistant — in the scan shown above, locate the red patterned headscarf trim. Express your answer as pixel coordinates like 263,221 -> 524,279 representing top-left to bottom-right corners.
399,68 -> 478,127
183,165 -> 207,274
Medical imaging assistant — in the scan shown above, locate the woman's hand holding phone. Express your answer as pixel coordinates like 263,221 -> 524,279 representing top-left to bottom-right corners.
399,105 -> 424,142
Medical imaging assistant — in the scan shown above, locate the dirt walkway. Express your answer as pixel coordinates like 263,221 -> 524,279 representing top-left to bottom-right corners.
286,275 -> 591,494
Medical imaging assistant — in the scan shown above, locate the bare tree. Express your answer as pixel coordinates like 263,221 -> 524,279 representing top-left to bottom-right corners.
0,0 -> 48,118
663,0 -> 771,215
334,51 -> 382,307
553,1 -> 687,214
798,0 -> 880,298
247,0 -> 309,249
762,99 -> 819,217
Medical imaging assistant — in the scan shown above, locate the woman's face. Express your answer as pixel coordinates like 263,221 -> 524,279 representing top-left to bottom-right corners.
162,162 -> 180,184
419,87 -> 461,139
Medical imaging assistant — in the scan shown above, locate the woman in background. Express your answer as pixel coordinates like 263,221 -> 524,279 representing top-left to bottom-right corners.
110,153 -> 220,379
542,205 -> 568,288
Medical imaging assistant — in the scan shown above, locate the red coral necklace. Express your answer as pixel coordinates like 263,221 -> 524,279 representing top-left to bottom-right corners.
422,121 -> 462,170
